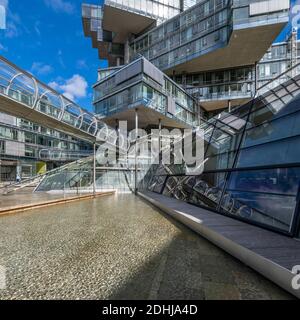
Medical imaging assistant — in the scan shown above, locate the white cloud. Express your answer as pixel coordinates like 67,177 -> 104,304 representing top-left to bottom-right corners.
49,75 -> 88,101
44,0 -> 75,15
48,81 -> 59,91
31,62 -> 53,76
0,0 -> 8,8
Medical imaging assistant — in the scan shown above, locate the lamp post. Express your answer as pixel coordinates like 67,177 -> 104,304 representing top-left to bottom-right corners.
158,119 -> 162,165
93,143 -> 96,197
135,109 -> 138,194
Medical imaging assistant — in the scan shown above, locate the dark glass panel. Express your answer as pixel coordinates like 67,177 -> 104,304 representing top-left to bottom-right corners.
155,164 -> 169,175
237,136 -> 300,168
189,172 -> 226,210
206,130 -> 241,156
227,168 -> 300,196
242,111 -> 300,149
205,150 -> 237,171
204,119 -> 242,171
220,191 -> 295,232
148,175 -> 168,194
220,168 -> 300,233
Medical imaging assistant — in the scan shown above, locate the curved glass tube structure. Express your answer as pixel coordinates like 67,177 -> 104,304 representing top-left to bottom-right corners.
0,56 -> 105,141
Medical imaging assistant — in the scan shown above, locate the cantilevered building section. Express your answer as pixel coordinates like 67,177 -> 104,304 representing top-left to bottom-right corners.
82,0 -> 290,113
131,0 -> 290,73
93,57 -> 202,130
82,1 -> 184,66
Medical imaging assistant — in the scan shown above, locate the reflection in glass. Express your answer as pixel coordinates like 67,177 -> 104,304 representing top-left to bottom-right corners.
189,172 -> 226,210
220,168 -> 300,232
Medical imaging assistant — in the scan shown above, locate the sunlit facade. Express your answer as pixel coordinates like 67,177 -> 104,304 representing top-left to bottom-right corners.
0,112 -> 92,181
140,71 -> 300,238
78,0 -> 300,240
83,0 -> 290,115
93,57 -> 201,129
0,56 -> 103,182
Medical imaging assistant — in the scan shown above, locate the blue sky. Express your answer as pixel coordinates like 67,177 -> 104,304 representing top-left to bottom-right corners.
0,0 -> 106,112
0,0 -> 298,112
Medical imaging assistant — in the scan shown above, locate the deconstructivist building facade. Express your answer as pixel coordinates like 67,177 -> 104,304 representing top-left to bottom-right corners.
77,0 -> 300,240
82,0 -> 291,117
2,0 -> 300,240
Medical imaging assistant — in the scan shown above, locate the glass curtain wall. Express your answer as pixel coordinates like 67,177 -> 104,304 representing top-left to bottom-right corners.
93,58 -> 199,126
131,0 -> 230,70
141,74 -> 300,237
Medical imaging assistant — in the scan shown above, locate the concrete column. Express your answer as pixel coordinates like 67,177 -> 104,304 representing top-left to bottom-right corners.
254,62 -> 258,97
134,109 -> 138,194
93,143 -> 96,197
228,100 -> 232,113
116,57 -> 122,67
124,38 -> 131,65
158,119 -> 162,165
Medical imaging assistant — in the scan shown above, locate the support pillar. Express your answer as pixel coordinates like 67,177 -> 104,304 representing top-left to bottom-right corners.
93,143 -> 96,197
134,109 -> 138,195
254,62 -> 258,97
158,119 -> 162,165
228,100 -> 232,113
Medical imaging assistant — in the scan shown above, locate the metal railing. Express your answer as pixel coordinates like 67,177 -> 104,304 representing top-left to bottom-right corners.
0,156 -> 93,195
0,56 -> 107,140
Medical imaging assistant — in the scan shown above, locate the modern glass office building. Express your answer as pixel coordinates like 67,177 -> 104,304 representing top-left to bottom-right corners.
35,65 -> 300,239
140,70 -> 300,238
0,112 -> 93,181
83,0 -> 291,114
93,57 -> 201,129
1,0 -> 299,239
77,0 -> 300,240
173,30 -> 299,115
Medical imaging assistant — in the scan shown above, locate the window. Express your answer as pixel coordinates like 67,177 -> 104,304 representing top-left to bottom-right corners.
221,168 -> 300,232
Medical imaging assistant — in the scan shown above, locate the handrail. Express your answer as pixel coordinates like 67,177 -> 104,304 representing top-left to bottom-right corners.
0,55 -> 104,140
0,156 -> 94,194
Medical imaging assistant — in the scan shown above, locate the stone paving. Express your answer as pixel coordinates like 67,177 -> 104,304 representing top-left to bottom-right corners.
0,194 -> 294,300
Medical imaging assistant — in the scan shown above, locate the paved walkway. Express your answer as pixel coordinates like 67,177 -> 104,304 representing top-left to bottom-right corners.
0,188 -> 86,211
0,194 -> 293,299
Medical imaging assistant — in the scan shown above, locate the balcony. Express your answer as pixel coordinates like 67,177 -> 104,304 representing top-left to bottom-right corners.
130,0 -> 290,74
93,58 -> 202,129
